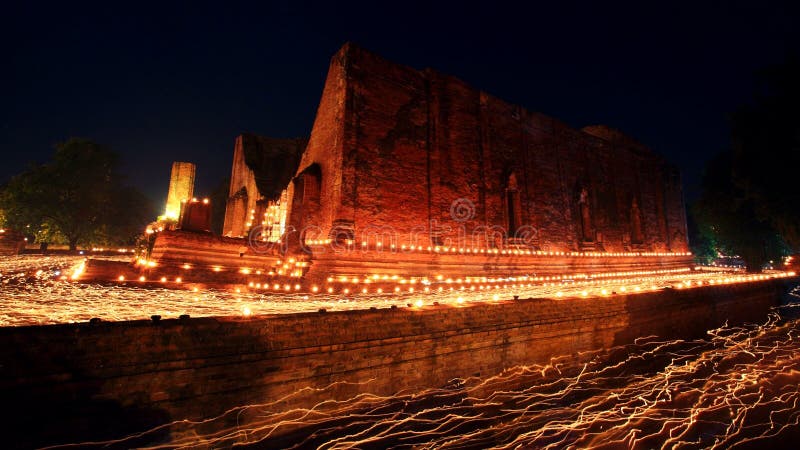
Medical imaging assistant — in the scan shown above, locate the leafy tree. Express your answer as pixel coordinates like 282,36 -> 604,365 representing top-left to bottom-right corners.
694,58 -> 799,270
686,203 -> 718,265
695,151 -> 787,271
0,138 -> 156,250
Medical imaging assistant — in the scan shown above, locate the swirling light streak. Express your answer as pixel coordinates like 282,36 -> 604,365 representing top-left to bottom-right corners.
0,255 -> 794,327
41,299 -> 800,449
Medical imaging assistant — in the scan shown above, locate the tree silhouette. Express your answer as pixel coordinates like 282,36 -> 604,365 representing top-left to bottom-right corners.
0,138 -> 155,250
695,151 -> 787,271
694,58 -> 799,270
730,58 -> 800,249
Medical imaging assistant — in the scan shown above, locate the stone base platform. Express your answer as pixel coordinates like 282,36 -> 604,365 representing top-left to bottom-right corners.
303,244 -> 695,285
80,230 -> 695,292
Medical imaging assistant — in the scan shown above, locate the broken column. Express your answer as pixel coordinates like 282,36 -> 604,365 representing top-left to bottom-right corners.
164,162 -> 196,221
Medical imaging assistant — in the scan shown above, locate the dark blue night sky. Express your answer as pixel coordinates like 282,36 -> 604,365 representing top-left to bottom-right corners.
2,1 -> 798,210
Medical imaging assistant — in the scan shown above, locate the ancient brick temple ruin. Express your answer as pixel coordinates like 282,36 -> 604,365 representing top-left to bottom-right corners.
222,134 -> 307,239
146,43 -> 691,287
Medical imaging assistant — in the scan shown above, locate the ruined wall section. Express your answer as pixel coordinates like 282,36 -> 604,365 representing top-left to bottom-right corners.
294,43 -> 688,253
600,136 -> 645,250
337,45 -> 431,245
664,165 -> 689,252
581,126 -> 688,252
223,136 -> 257,236
518,113 -> 575,251
287,45 -> 352,243
429,73 -> 488,247
223,135 -> 305,238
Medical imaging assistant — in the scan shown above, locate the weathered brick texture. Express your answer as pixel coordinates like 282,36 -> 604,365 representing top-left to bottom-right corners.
289,43 -> 688,253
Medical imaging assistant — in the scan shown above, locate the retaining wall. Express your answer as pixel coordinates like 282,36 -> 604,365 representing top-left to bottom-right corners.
0,279 -> 792,448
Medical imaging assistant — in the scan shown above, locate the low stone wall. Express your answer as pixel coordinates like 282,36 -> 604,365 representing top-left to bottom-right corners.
0,279 -> 792,448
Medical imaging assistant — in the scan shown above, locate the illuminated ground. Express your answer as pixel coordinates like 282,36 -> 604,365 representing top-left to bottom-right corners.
0,255 -> 793,327
4,256 -> 800,449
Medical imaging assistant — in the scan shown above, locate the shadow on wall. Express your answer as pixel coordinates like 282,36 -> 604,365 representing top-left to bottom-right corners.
6,365 -> 171,449
612,281 -> 787,347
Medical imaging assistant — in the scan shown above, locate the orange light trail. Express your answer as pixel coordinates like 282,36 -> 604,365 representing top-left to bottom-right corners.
48,298 -> 800,449
0,255 -> 794,327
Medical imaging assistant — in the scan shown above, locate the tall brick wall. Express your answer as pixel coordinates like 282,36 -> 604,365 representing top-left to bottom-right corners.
1,280 -> 790,448
288,52 -> 350,243
288,43 -> 688,252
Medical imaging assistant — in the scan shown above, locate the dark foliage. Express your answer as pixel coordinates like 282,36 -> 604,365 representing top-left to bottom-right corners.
0,138 -> 156,250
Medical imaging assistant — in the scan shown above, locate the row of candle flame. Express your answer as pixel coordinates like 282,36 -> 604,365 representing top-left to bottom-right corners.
69,258 -> 796,311
134,255 -> 695,282
303,238 -> 693,258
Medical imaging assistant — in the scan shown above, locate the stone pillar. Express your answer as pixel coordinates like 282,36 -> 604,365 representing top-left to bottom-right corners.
164,162 -> 196,220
